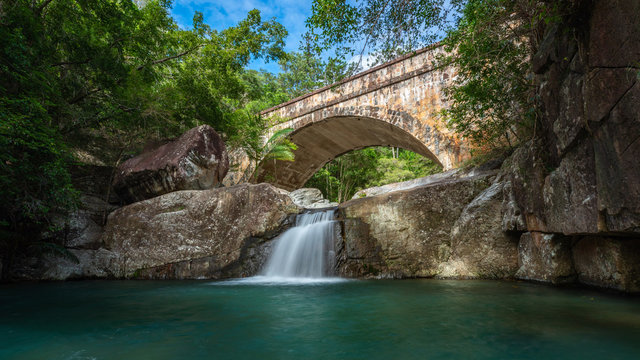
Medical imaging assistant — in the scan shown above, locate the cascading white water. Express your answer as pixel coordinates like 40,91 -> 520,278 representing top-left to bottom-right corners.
261,209 -> 336,279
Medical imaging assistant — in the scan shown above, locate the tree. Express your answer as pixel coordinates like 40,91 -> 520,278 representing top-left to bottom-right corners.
0,0 -> 288,272
305,0 -> 555,151
305,0 -> 458,68
277,52 -> 355,98
440,0 -> 549,149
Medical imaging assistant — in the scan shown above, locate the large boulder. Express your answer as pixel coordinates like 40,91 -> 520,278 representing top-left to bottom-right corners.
515,232 -> 575,284
337,172 -> 494,278
351,169 -> 463,199
437,181 -> 519,279
113,125 -> 229,204
289,188 -> 337,209
101,183 -> 298,279
40,249 -> 118,280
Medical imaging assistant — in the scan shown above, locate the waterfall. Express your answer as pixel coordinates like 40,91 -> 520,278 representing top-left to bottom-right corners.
261,209 -> 336,279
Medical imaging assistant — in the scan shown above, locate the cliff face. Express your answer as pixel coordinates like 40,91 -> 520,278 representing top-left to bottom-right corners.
506,0 -> 640,291
529,0 -> 640,235
334,1 -> 640,291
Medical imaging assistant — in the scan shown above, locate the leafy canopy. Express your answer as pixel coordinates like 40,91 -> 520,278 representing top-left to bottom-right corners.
305,0 -> 555,151
305,0 -> 458,66
0,0 -> 287,254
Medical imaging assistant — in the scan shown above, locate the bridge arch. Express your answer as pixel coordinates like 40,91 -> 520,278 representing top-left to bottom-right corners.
255,107 -> 452,190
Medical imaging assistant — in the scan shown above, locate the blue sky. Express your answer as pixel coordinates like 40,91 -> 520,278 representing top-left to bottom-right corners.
170,0 -> 314,73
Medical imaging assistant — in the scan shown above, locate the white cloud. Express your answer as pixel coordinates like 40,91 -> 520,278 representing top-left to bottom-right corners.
348,53 -> 376,71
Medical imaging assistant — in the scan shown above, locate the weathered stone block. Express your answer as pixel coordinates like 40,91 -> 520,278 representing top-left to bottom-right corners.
63,210 -> 104,249
439,181 -> 519,279
542,140 -> 599,234
41,249 -> 117,280
335,218 -> 387,278
573,236 -> 640,292
593,81 -> 640,233
588,0 -> 640,68
504,141 -> 548,232
338,173 -> 493,278
586,68 -> 637,124
352,168 -> 464,199
501,178 -> 526,232
515,232 -> 575,284
102,183 -> 297,278
553,72 -> 585,154
289,188 -> 337,208
113,125 -> 228,204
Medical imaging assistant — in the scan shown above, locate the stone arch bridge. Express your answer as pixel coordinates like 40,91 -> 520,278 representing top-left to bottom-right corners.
229,44 -> 470,191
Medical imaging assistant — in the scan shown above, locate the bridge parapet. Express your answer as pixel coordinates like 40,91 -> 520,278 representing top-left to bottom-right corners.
262,45 -> 448,123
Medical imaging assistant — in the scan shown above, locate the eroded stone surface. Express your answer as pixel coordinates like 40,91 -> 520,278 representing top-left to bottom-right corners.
337,173 -> 493,278
503,141 -> 549,232
102,183 -> 298,278
289,188 -> 337,209
501,176 -> 526,232
352,169 -> 463,199
542,140 -> 599,234
593,82 -> 640,233
573,236 -> 640,292
40,249 -> 118,280
516,232 -> 575,284
113,125 -> 229,204
438,181 -> 519,279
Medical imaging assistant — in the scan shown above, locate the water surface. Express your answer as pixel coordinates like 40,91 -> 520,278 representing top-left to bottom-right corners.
1,279 -> 639,359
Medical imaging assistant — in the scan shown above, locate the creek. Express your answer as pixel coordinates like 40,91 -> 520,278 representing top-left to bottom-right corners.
1,280 -> 639,359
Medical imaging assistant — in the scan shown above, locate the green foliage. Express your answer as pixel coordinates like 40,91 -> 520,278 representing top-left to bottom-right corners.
0,98 -> 79,229
262,129 -> 298,163
304,0 -> 556,153
232,50 -> 353,117
305,0 -> 456,66
237,70 -> 291,114
244,126 -> 298,181
440,0 -> 550,150
0,0 -> 288,270
277,52 -> 354,98
226,50 -> 354,165
305,147 -> 442,203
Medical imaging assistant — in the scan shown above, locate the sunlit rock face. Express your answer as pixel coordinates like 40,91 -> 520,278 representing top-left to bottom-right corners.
336,170 -> 519,279
100,183 -> 298,279
113,125 -> 229,204
439,181 -> 519,279
351,169 -> 463,199
289,188 -> 338,209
